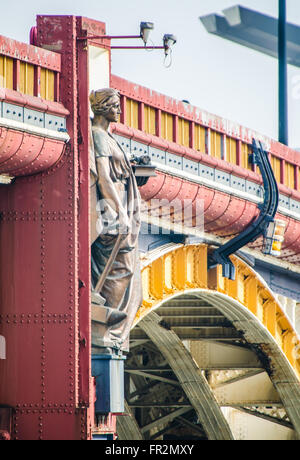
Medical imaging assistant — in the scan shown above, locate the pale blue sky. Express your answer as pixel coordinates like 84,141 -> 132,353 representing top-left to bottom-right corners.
1,0 -> 300,147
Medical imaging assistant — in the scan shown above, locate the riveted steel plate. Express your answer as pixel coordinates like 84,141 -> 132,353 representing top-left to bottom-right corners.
183,158 -> 199,175
199,164 -> 215,181
2,102 -> 24,122
215,170 -> 230,186
149,146 -> 166,165
24,108 -> 45,128
131,140 -> 148,157
230,175 -> 246,192
45,113 -> 66,131
166,152 -> 182,170
113,134 -> 130,151
290,199 -> 300,215
246,181 -> 263,198
279,194 -> 290,210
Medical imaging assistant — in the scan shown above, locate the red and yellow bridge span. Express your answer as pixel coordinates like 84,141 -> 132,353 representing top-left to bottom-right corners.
0,15 -> 299,440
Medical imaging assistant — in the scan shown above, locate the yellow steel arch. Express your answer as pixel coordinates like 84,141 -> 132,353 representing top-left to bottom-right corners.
136,244 -> 300,382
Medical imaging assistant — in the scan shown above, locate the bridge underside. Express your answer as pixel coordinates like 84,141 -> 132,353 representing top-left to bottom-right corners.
117,293 -> 296,440
116,244 -> 300,441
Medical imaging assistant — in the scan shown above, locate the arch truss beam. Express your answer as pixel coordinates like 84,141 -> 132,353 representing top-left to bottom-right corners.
135,243 -> 300,439
139,311 -> 234,440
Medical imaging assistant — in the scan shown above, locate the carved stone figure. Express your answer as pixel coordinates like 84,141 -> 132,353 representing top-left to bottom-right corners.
89,88 -> 142,353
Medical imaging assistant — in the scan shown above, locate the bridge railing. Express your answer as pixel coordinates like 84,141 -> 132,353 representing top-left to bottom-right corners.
0,34 -> 60,101
0,34 -> 69,179
111,75 -> 300,198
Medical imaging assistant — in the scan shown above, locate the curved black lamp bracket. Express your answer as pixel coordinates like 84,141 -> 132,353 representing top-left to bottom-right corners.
208,138 -> 279,280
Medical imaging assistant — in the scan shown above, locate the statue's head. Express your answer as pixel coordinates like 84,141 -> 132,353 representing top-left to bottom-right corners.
89,88 -> 121,122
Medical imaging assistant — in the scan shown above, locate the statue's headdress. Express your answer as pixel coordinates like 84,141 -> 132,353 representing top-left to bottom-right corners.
89,88 -> 120,115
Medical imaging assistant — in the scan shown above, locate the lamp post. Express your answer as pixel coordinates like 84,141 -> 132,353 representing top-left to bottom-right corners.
278,0 -> 288,145
200,3 -> 295,146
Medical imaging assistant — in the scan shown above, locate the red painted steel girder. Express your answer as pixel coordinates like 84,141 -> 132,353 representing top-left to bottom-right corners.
0,133 -> 44,173
282,253 -> 300,263
111,122 -> 264,185
0,128 -> 66,177
217,201 -> 258,237
280,219 -> 300,257
151,175 -> 183,204
111,124 -> 300,260
0,127 -> 24,164
0,15 -> 97,441
203,191 -> 231,226
111,76 -> 300,170
0,88 -> 69,116
139,171 -> 300,263
277,215 -> 300,260
209,198 -> 253,237
139,172 -> 168,201
248,235 -> 264,250
0,89 -> 69,177
193,186 -> 215,213
0,34 -> 61,71
10,138 -> 65,177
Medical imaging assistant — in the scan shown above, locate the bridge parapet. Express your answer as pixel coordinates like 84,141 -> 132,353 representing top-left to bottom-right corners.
111,75 -> 300,197
111,75 -> 300,264
0,34 -> 60,100
0,34 -> 69,179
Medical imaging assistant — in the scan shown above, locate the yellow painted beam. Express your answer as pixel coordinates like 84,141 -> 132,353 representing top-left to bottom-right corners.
270,155 -> 281,183
0,56 -> 13,89
19,62 -> 34,96
285,162 -> 295,189
263,300 -> 277,337
240,142 -> 253,171
150,258 -> 164,300
194,245 -> 208,288
210,130 -> 222,159
194,124 -> 206,153
226,137 -> 237,164
144,105 -> 156,135
244,275 -> 258,316
137,244 -> 300,380
161,111 -> 173,142
178,118 -> 190,147
40,68 -> 55,101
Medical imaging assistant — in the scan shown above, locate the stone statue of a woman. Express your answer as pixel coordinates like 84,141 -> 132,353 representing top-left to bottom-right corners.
89,88 -> 142,352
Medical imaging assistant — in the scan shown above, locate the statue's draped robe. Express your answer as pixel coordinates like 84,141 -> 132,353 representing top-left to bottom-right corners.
90,125 -> 142,351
